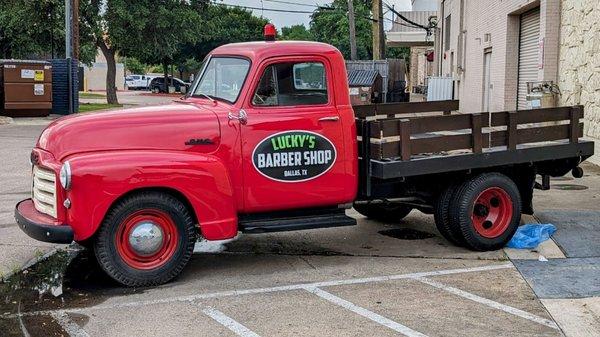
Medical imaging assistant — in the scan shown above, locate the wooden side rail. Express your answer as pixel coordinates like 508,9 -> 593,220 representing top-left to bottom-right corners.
353,100 -> 459,119
358,106 -> 584,161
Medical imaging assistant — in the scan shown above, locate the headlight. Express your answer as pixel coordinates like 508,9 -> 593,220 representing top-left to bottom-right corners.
59,161 -> 72,190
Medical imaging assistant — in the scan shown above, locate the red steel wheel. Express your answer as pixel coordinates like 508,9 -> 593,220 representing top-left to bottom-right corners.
449,173 -> 521,251
470,187 -> 513,239
115,209 -> 179,270
94,192 -> 197,287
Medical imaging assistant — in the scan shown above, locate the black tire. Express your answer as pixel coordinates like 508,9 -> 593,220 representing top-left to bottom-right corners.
94,192 -> 197,287
353,202 -> 413,222
449,173 -> 521,251
434,183 -> 465,246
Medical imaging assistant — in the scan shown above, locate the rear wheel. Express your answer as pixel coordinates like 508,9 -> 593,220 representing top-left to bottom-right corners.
434,183 -> 464,246
449,173 -> 521,251
94,192 -> 197,287
353,201 -> 413,222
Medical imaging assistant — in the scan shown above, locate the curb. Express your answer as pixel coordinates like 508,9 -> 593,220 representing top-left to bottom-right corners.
0,243 -> 80,282
0,116 -> 14,125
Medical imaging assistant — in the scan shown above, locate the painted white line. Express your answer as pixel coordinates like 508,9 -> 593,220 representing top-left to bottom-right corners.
50,311 -> 91,337
305,287 -> 428,337
5,263 -> 513,318
202,307 -> 261,337
414,277 -> 559,330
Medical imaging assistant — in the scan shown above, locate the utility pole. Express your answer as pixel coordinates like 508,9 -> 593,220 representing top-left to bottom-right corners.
348,0 -> 357,60
72,0 -> 79,60
65,0 -> 72,58
372,0 -> 385,60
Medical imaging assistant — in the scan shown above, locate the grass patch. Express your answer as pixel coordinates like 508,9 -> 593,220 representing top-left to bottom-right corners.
78,103 -> 122,113
79,92 -> 106,99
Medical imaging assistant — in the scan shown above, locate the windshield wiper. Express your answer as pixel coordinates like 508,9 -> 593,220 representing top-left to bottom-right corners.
194,92 -> 216,103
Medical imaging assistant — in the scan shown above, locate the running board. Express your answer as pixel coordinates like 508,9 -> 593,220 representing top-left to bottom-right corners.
239,208 -> 356,234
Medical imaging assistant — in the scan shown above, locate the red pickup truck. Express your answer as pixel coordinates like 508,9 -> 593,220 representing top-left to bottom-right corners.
16,27 -> 594,286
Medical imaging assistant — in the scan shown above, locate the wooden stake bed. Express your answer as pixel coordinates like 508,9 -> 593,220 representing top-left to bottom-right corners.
356,101 -> 594,194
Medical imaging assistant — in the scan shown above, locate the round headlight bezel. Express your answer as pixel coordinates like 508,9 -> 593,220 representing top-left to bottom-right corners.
59,161 -> 72,190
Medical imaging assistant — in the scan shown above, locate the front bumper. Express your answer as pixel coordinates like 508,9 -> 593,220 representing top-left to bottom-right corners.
15,199 -> 73,243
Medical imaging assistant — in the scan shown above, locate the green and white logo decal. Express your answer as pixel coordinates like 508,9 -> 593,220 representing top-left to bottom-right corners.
252,130 -> 337,182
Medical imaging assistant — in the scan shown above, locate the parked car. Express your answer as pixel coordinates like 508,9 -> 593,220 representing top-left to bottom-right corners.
149,77 -> 190,93
15,24 -> 594,287
125,74 -> 150,90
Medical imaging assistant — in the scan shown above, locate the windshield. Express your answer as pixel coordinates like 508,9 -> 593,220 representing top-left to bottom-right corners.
193,57 -> 250,103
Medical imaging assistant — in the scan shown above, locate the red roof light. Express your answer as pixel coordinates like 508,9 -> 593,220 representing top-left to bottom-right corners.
264,24 -> 276,42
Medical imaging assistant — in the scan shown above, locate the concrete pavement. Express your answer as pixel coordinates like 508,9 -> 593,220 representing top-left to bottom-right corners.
0,123 -> 65,279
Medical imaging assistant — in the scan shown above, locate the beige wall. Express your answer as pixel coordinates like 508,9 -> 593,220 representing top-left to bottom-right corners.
438,0 -> 561,113
558,0 -> 600,140
83,49 -> 125,92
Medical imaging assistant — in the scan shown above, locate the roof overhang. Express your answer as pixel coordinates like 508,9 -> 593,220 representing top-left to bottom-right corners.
386,31 -> 434,47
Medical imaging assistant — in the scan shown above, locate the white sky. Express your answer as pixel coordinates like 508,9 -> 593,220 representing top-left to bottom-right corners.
214,0 -> 412,30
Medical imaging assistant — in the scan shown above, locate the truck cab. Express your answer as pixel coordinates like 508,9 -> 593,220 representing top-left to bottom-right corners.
15,29 -> 359,286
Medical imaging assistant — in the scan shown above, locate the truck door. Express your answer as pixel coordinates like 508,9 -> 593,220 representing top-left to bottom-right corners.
239,57 -> 347,213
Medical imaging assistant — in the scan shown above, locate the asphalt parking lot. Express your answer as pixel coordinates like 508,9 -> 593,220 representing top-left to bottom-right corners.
1,121 -> 599,337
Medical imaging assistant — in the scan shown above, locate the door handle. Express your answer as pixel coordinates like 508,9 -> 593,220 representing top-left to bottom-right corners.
318,116 -> 340,122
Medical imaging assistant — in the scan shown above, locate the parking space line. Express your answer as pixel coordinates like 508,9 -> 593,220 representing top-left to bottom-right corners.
201,307 -> 262,337
50,311 -> 90,337
4,263 -> 513,318
305,287 -> 428,337
414,277 -> 559,330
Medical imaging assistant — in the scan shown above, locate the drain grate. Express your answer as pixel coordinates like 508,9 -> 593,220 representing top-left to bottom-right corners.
378,228 -> 436,240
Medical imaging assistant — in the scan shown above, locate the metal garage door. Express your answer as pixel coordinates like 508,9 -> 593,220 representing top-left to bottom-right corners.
517,8 -> 540,110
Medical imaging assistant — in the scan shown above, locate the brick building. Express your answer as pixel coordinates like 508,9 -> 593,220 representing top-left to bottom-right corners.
434,0 -> 599,161
435,0 -> 560,111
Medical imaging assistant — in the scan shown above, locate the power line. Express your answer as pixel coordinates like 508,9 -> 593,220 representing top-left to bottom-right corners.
214,1 -> 384,23
215,2 -> 315,14
262,0 -> 319,8
385,3 -> 430,31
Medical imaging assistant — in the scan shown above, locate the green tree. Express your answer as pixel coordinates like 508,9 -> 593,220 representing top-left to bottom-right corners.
0,0 -> 95,63
280,25 -> 312,41
106,0 -> 205,92
386,46 -> 410,64
310,0 -> 372,60
124,57 -> 147,75
79,0 -> 125,103
183,4 -> 268,61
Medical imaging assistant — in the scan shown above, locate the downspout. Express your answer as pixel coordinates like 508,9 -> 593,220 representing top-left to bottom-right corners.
438,0 -> 445,76
457,0 -> 465,75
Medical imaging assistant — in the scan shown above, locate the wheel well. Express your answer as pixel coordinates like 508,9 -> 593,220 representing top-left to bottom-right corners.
80,187 -> 200,246
116,187 -> 199,224
420,166 -> 536,215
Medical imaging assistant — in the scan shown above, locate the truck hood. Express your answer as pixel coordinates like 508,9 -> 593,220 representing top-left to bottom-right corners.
38,103 -> 221,161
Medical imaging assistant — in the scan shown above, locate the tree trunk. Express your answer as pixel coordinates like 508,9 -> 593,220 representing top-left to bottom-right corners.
97,38 -> 119,104
163,60 -> 169,93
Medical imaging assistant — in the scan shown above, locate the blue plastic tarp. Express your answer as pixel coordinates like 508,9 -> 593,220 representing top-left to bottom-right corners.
506,224 -> 557,249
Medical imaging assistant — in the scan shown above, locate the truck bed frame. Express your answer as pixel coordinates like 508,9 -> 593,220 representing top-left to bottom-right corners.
355,101 -> 594,202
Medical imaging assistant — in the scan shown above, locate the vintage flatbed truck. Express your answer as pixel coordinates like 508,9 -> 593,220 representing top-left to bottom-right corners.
15,26 -> 594,286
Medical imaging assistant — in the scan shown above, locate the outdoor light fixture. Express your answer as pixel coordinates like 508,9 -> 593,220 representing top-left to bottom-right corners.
59,161 -> 72,190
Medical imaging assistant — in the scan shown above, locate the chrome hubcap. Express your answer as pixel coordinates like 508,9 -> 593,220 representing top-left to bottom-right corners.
128,221 -> 164,256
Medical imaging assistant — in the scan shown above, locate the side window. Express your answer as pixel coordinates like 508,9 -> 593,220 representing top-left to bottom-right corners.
252,61 -> 328,107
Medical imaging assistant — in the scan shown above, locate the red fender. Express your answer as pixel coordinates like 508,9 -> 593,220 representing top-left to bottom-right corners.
66,150 -> 238,241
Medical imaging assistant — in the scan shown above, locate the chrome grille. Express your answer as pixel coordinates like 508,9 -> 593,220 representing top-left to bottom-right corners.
32,166 -> 57,218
